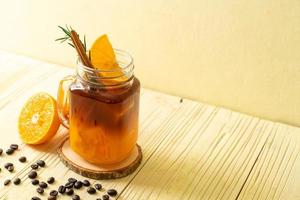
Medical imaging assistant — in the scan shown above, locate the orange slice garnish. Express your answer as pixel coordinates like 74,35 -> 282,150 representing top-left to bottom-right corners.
18,92 -> 60,144
90,34 -> 118,69
90,34 -> 127,84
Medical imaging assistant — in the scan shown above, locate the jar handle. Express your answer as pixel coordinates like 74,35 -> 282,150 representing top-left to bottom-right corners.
57,75 -> 75,128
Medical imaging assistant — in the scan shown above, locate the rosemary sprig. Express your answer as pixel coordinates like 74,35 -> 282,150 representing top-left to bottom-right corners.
55,25 -> 87,52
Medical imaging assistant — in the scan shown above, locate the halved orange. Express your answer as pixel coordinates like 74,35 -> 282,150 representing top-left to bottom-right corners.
18,92 -> 60,145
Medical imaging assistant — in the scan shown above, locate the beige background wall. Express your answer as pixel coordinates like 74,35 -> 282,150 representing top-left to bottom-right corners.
0,0 -> 299,126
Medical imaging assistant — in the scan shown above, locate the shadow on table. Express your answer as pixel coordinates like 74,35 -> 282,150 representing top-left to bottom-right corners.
26,126 -> 68,153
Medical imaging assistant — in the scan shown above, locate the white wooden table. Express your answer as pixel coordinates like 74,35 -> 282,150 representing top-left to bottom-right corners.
0,50 -> 299,200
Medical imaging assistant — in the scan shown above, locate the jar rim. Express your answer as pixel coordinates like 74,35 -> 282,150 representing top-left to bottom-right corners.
76,48 -> 134,73
76,49 -> 135,87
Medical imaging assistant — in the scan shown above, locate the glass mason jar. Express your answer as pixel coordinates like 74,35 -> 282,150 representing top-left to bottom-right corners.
57,50 -> 140,165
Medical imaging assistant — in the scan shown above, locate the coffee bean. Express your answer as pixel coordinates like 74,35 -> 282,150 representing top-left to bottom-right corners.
13,178 -> 21,185
10,144 -> 18,150
74,181 -> 83,189
32,196 -> 41,200
48,196 -> 56,200
28,170 -> 38,179
4,163 -> 13,169
31,179 -> 39,185
0,148 -> 3,155
94,183 -> 102,190
4,179 -> 11,186
66,188 -> 74,195
107,189 -> 118,196
36,160 -> 45,167
36,187 -> 44,194
47,177 -> 55,184
82,179 -> 90,186
19,156 -> 27,163
102,194 -> 110,200
58,185 -> 66,194
87,187 -> 96,194
49,190 -> 58,196
72,195 -> 80,200
65,181 -> 74,188
31,163 -> 39,170
39,181 -> 48,189
7,165 -> 14,172
68,177 -> 77,183
6,148 -> 14,155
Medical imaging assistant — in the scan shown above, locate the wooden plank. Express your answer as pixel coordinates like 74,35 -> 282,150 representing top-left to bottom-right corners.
0,51 -> 300,200
237,124 -> 300,200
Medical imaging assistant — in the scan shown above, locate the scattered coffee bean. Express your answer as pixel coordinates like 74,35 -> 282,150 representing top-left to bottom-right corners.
4,163 -> 13,169
49,190 -> 58,196
31,179 -> 39,185
65,181 -> 74,188
7,165 -> 14,172
28,170 -> 38,179
31,163 -> 39,170
36,187 -> 44,194
4,179 -> 11,186
74,181 -> 83,189
107,189 -> 118,197
39,181 -> 48,189
48,196 -> 56,200
96,198 -> 102,200
82,179 -> 90,186
10,144 -> 18,150
6,148 -> 14,155
72,194 -> 80,200
58,185 -> 66,194
68,177 -> 77,183
47,177 -> 55,184
66,188 -> 74,195
19,156 -> 27,163
32,196 -> 41,200
13,178 -> 21,185
87,187 -> 96,194
102,194 -> 110,200
0,148 -> 3,155
36,160 -> 45,167
94,183 -> 102,190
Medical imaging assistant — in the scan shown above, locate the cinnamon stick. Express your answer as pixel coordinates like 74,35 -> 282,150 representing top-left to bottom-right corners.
70,30 -> 93,68
70,30 -> 104,85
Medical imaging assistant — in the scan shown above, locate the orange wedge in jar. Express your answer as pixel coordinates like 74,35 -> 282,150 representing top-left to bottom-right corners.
18,92 -> 60,144
89,34 -> 127,84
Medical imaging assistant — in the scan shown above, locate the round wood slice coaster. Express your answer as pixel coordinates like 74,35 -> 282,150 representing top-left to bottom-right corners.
58,137 -> 142,179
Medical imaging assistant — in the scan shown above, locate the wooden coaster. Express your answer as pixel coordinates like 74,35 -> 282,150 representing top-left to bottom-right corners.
58,137 -> 142,179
